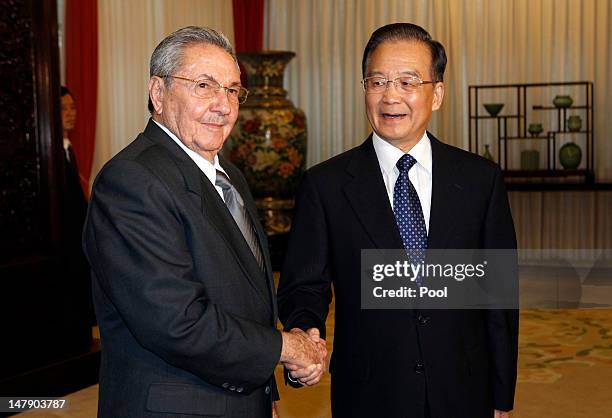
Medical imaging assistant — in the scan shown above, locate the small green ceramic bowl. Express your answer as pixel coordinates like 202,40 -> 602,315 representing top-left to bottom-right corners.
483,103 -> 504,117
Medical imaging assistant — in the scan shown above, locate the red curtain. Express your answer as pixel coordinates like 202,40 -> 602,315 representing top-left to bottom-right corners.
232,0 -> 265,86
232,0 -> 265,53
65,0 -> 98,197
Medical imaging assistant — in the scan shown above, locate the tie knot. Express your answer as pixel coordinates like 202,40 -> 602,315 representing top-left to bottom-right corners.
215,170 -> 232,191
396,154 -> 417,173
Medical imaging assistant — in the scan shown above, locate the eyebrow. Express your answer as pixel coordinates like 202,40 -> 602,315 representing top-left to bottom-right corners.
194,73 -> 242,87
365,70 -> 422,78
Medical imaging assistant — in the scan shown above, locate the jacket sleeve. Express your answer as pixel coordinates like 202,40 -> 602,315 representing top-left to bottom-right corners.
482,165 -> 519,411
83,158 -> 282,394
278,171 -> 333,339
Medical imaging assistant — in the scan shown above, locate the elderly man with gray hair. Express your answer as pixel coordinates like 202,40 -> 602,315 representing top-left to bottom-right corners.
84,26 -> 326,418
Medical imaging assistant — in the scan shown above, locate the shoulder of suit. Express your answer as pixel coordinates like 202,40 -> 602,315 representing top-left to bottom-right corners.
432,137 -> 500,174
305,143 -> 364,178
95,133 -> 185,184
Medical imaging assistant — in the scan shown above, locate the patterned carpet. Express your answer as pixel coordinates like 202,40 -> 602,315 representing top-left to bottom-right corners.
16,309 -> 612,417
512,309 -> 612,418
275,308 -> 612,418
518,309 -> 612,384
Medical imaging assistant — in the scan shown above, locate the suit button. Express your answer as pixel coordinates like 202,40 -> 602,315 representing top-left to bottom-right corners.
265,385 -> 271,395
236,387 -> 243,393
414,363 -> 424,374
417,315 -> 429,325
229,385 -> 236,391
222,382 -> 229,389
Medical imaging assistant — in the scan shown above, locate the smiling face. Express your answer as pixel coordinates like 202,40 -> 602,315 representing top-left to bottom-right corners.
364,40 -> 444,151
148,43 -> 241,162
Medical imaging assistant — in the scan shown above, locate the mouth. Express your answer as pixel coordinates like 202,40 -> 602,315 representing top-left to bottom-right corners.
381,113 -> 407,120
202,121 -> 226,129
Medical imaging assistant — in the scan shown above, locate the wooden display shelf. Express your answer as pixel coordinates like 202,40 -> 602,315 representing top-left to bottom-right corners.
468,81 -> 595,185
503,169 -> 592,178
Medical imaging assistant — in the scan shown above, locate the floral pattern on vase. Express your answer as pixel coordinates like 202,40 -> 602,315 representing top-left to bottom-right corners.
230,108 -> 306,197
227,51 -> 307,199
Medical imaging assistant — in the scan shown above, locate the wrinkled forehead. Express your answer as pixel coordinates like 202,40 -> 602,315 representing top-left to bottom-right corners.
177,43 -> 241,80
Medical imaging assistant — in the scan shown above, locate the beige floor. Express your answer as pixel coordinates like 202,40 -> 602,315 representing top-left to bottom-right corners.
16,308 -> 612,418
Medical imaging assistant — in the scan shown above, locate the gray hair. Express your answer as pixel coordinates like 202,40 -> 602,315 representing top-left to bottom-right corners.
148,26 -> 237,113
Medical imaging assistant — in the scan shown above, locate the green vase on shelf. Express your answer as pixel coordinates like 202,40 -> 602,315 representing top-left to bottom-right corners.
559,142 -> 582,169
553,95 -> 573,108
482,144 -> 494,162
567,115 -> 582,132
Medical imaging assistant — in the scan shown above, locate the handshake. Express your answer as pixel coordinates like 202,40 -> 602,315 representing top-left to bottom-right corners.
280,327 -> 328,386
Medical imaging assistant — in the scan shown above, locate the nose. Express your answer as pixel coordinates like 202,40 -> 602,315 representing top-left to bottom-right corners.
210,88 -> 233,114
382,81 -> 402,103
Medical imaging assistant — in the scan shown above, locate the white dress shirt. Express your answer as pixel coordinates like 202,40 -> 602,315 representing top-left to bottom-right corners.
63,137 -> 72,161
153,119 -> 228,202
372,131 -> 432,233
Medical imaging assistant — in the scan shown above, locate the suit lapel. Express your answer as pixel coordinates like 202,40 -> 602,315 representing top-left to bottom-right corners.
143,120 -> 204,199
427,134 -> 463,249
343,136 -> 404,250
198,175 -> 272,308
142,120 -> 273,315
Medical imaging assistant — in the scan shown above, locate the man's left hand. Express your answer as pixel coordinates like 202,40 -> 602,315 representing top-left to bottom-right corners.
494,410 -> 510,418
272,401 -> 280,418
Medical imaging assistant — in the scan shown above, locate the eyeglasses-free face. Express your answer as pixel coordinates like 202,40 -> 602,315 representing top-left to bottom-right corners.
165,75 -> 249,104
363,40 -> 444,151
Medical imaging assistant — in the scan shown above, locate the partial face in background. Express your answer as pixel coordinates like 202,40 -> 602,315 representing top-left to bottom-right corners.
364,40 -> 444,151
61,93 -> 77,133
149,43 -> 241,161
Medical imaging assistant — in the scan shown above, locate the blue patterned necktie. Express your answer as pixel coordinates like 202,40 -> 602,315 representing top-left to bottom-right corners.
393,154 -> 428,283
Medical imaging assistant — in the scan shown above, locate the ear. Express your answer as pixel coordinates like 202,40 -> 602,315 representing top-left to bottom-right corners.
431,81 -> 445,111
148,76 -> 166,115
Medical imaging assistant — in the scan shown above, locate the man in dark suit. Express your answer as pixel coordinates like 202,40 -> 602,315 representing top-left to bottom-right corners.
84,26 -> 325,418
278,23 -> 518,418
60,86 -> 95,337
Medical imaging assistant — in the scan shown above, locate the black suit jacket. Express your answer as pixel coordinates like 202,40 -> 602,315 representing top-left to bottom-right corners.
278,134 -> 518,418
84,120 -> 282,418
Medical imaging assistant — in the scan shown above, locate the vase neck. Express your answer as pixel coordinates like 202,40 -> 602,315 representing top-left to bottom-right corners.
238,51 -> 296,108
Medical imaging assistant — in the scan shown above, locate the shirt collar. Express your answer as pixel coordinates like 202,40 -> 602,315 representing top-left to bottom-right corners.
372,131 -> 432,175
152,119 -> 226,184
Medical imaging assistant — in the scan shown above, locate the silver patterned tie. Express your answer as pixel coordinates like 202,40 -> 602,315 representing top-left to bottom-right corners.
215,170 -> 265,272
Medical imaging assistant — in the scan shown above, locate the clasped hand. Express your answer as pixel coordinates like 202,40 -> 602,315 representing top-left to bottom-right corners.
281,328 -> 327,386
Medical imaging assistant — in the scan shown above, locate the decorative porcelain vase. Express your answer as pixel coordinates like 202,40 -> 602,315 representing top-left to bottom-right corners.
227,51 -> 307,234
482,144 -> 494,162
559,142 -> 582,169
567,115 -> 582,132
553,95 -> 573,108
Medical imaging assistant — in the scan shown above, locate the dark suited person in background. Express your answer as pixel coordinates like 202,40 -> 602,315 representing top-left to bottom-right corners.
60,86 -> 95,334
278,23 -> 518,418
84,26 -> 324,418
60,86 -> 88,242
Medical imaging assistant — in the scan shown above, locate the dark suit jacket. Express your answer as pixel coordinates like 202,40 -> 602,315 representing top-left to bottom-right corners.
278,134 -> 518,418
84,120 -> 282,418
